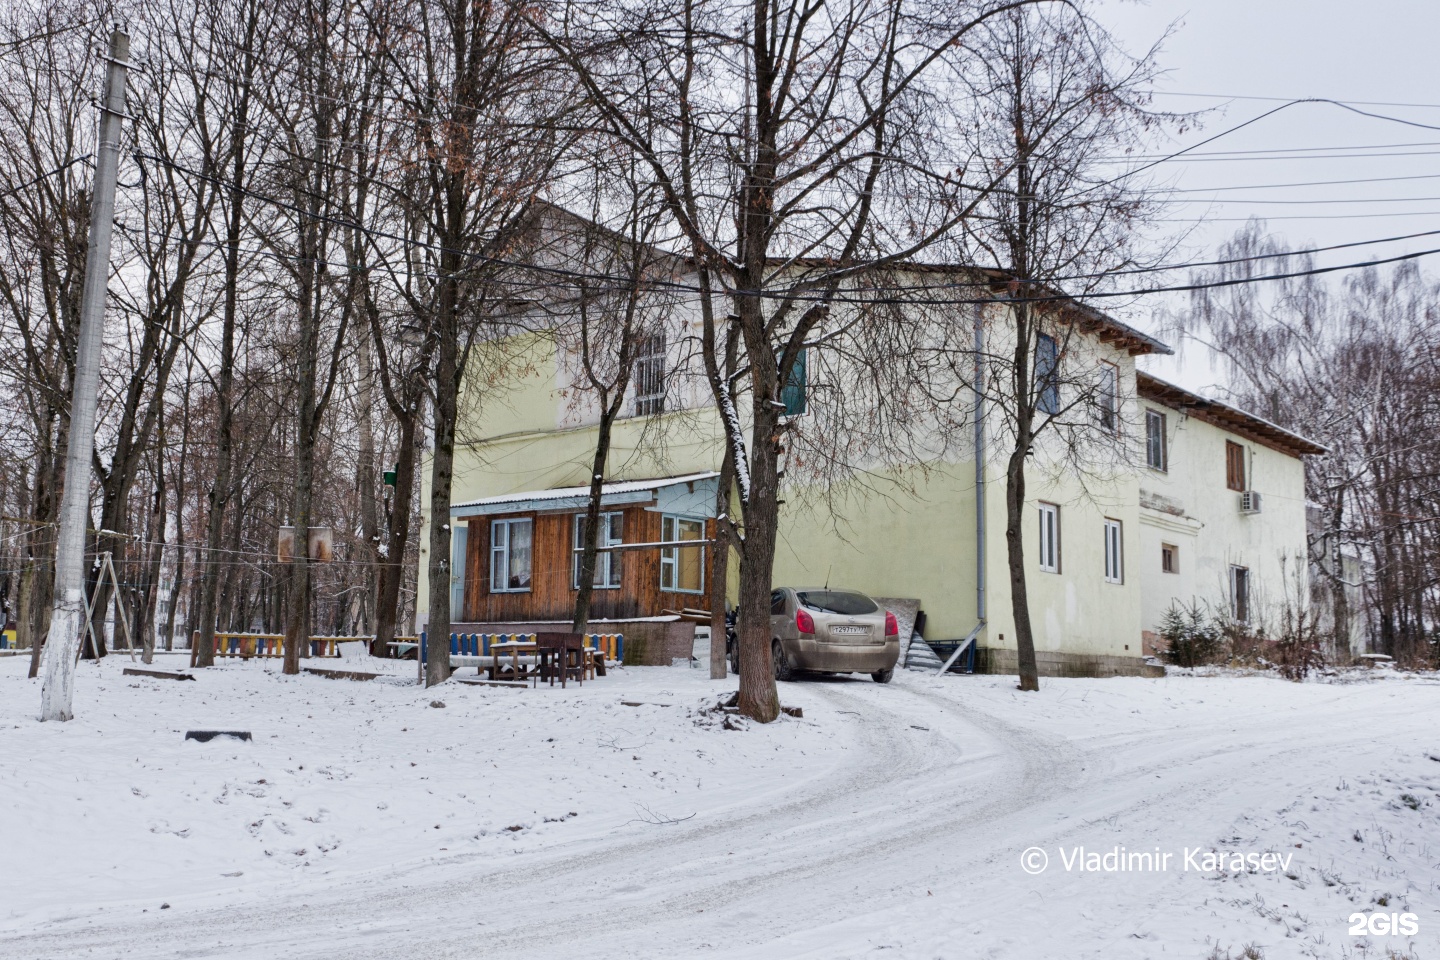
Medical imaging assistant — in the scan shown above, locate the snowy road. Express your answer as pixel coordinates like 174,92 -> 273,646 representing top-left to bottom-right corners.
2,658 -> 1437,959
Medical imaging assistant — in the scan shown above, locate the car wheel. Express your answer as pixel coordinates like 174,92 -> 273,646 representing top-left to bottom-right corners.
729,648 -> 739,676
871,667 -> 894,684
772,640 -> 795,682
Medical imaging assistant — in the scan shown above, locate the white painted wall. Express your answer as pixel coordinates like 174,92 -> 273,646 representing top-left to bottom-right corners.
1136,402 -> 1310,649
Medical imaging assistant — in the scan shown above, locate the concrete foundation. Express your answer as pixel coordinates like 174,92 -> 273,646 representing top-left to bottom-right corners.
976,647 -> 1165,679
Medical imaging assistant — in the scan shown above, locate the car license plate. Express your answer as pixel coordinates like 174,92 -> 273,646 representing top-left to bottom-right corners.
831,625 -> 868,635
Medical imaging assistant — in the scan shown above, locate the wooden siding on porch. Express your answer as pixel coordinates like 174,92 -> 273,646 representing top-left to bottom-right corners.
462,506 -> 713,623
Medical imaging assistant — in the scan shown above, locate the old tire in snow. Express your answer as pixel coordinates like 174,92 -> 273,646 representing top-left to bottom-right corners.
871,668 -> 894,684
773,640 -> 796,682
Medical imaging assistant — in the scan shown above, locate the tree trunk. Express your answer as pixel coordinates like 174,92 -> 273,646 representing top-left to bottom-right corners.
1004,442 -> 1040,691
373,400 -> 417,656
736,401 -> 781,723
193,112 -> 247,668
424,323 -> 457,688
570,412 -> 615,634
708,449 -> 735,679
283,262 -> 322,676
355,330 -> 379,639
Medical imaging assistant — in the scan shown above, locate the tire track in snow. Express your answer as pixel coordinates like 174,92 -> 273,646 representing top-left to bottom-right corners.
7,678 -> 1079,960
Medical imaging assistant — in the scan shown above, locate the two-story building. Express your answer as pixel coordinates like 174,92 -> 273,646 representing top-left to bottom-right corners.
416,255 -> 1323,676
1134,373 -> 1325,656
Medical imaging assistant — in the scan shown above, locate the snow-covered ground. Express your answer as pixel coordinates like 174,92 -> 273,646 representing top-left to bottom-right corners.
1,654 -> 1436,959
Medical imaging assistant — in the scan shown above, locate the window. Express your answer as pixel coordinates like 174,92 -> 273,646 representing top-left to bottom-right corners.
1161,543 -> 1178,574
1037,502 -> 1060,573
660,515 -> 705,593
796,590 -> 879,615
489,518 -> 532,592
1145,410 -> 1167,471
771,590 -> 787,615
1096,362 -> 1118,432
1103,519 -> 1123,584
573,512 -> 623,589
450,524 -> 468,613
1226,441 -> 1246,491
633,332 -> 666,416
780,348 -> 807,417
1035,333 -> 1059,415
1230,565 -> 1250,623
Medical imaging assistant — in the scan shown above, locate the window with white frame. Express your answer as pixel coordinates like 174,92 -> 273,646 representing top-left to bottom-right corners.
573,512 -> 623,589
633,332 -> 666,416
1037,502 -> 1060,573
660,515 -> 705,593
1096,362 -> 1118,432
1145,409 -> 1167,471
1103,519 -> 1123,583
489,518 -> 532,592
1230,564 -> 1251,623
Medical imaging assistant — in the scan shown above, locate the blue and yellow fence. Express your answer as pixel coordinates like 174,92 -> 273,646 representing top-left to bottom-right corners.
420,632 -> 624,664
189,632 -> 365,665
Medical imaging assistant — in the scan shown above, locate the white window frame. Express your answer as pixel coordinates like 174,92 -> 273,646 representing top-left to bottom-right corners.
1145,409 -> 1167,471
573,512 -> 623,590
1037,502 -> 1060,574
489,518 -> 533,593
633,332 -> 666,416
660,514 -> 706,594
1230,564 -> 1251,623
1103,519 -> 1123,584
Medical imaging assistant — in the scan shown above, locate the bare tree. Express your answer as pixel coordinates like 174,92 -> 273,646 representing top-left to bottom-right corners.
955,3 -> 1175,690
1175,221 -> 1440,668
370,0 -> 571,686
535,0 -> 1052,720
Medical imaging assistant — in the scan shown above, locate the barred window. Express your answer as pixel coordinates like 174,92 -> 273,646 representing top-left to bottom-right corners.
633,333 -> 666,416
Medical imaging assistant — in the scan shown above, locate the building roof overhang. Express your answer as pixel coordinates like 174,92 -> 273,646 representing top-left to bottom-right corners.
451,472 -> 720,518
1137,372 -> 1328,459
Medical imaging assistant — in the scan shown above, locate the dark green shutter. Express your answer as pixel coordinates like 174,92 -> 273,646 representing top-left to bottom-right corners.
781,348 -> 807,416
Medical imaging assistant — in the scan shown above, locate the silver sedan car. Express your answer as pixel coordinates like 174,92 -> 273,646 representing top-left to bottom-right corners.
764,587 -> 900,683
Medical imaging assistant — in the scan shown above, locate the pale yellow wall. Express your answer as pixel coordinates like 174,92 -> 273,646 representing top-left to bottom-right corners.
417,331 -> 727,620
1137,406 -> 1310,637
419,305 -> 1170,665
975,377 -> 1145,659
770,466 -> 980,639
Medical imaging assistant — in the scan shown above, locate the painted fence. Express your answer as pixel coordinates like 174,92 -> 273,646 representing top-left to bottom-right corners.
188,632 -> 373,665
419,632 -> 624,665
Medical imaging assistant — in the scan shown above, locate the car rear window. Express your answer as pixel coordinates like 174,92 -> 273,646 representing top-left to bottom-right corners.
795,590 -> 878,616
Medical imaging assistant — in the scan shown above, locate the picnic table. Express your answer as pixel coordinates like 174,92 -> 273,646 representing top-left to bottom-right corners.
489,634 -> 596,687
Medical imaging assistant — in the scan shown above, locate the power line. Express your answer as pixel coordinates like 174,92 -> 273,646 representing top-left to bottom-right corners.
138,149 -> 1440,309
1158,211 -> 1440,222
1164,172 -> 1440,193
1154,91 -> 1440,111
1112,140 -> 1440,159
0,155 -> 92,204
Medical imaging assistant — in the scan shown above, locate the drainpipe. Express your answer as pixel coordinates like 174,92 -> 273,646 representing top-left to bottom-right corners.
973,304 -> 987,628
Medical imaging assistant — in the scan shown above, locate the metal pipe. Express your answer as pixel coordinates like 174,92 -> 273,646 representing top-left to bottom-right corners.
973,303 -> 986,625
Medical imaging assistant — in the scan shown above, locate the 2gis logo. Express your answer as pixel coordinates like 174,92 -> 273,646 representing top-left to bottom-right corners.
1348,912 -> 1420,937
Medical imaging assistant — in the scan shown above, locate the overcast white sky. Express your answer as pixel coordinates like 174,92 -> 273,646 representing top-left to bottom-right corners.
1095,0 -> 1440,390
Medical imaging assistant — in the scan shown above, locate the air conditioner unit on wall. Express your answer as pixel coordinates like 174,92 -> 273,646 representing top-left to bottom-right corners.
1240,490 -> 1262,514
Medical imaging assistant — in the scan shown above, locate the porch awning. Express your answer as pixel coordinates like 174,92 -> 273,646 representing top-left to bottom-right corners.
450,471 -> 720,519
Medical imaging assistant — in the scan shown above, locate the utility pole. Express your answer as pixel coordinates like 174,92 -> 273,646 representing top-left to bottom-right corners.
39,28 -> 130,722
